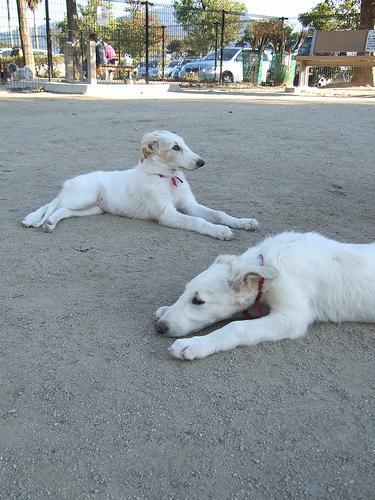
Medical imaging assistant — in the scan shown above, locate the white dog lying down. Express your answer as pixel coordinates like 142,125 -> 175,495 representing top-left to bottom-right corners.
154,231 -> 375,360
22,130 -> 258,239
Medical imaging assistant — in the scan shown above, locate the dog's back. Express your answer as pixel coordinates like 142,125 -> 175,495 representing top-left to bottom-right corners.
245,232 -> 375,324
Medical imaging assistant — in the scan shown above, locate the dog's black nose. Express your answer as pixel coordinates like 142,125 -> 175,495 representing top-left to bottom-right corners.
155,321 -> 169,335
196,159 -> 205,168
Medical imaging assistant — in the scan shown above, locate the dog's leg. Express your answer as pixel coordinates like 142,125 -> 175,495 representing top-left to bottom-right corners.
22,204 -> 50,227
37,181 -> 103,230
168,312 -> 310,360
184,203 -> 258,230
42,206 -> 104,232
159,207 -> 233,240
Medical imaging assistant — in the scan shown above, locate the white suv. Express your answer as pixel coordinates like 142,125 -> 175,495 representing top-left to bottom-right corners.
180,48 -> 243,82
180,47 -> 272,83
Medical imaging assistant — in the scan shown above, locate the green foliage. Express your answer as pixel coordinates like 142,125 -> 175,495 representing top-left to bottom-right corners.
26,0 -> 41,12
116,6 -> 163,60
0,54 -> 64,77
55,0 -> 163,60
173,0 -> 247,56
180,70 -> 199,81
299,0 -> 360,31
77,0 -> 119,35
243,18 -> 293,52
167,39 -> 183,55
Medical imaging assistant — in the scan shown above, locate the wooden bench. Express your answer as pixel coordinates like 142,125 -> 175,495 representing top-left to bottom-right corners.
294,30 -> 375,86
100,64 -> 137,80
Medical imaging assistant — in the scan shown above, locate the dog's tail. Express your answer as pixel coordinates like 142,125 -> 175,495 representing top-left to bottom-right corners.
22,197 -> 60,228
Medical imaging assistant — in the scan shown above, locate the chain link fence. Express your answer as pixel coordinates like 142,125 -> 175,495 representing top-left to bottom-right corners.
0,0 -> 362,90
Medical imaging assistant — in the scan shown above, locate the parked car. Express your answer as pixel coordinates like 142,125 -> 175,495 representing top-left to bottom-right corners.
0,47 -> 13,58
171,57 -> 198,80
180,47 -> 271,83
136,60 -> 161,79
179,48 -> 239,82
297,37 -> 313,56
32,49 -> 48,57
164,59 -> 180,77
0,47 -> 48,58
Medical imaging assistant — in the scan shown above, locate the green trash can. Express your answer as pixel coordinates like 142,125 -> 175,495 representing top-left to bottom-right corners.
242,49 -> 259,83
286,52 -> 297,86
270,51 -> 296,86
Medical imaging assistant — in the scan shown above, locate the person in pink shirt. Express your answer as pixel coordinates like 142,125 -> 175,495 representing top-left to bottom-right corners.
103,38 -> 118,81
103,39 -> 117,65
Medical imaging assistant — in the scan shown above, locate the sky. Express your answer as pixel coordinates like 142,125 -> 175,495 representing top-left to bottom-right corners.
244,0 -> 321,18
1,0 -> 323,32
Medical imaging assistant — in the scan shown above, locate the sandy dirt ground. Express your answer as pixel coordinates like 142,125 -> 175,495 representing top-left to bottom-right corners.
0,93 -> 374,499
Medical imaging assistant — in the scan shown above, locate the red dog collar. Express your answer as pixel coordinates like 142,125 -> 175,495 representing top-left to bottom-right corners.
153,173 -> 183,187
243,254 -> 264,319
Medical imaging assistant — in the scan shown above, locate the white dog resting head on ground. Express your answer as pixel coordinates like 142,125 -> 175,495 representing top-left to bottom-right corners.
22,130 -> 258,238
154,231 -> 375,360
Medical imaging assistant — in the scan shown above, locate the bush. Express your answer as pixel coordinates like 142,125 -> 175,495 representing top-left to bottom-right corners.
0,54 -> 65,78
180,71 -> 199,82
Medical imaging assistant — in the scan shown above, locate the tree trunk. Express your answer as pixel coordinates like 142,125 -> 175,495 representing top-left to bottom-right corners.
16,0 -> 35,75
66,0 -> 82,81
352,0 -> 375,85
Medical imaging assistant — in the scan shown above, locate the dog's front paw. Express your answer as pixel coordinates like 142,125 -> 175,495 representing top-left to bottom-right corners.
22,213 -> 38,228
212,225 -> 234,240
168,337 -> 211,361
42,221 -> 55,233
154,305 -> 169,321
235,218 -> 259,231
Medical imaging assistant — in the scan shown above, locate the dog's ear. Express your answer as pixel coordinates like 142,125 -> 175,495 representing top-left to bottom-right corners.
230,265 -> 278,292
141,133 -> 159,162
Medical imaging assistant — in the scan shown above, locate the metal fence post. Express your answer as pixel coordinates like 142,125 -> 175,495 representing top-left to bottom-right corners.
161,25 -> 165,78
6,0 -> 13,46
145,0 -> 149,84
117,28 -> 121,65
214,22 -> 219,81
44,0 -> 53,81
80,31 -> 84,64
219,9 -> 225,83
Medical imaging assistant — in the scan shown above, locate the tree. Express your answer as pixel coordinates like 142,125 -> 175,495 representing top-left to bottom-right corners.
244,18 -> 293,52
66,0 -> 85,80
299,1 -> 337,30
167,39 -> 183,55
335,0 -> 361,28
57,0 -> 164,63
26,0 -> 41,49
299,0 -> 360,30
116,4 -> 164,60
352,0 -> 375,85
173,0 -> 247,56
16,0 -> 35,74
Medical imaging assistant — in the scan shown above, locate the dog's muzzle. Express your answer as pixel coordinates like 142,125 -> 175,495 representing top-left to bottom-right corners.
155,320 -> 169,335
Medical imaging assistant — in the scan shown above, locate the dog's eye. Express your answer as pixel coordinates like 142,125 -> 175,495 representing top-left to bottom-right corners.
172,144 -> 181,151
192,296 -> 205,306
